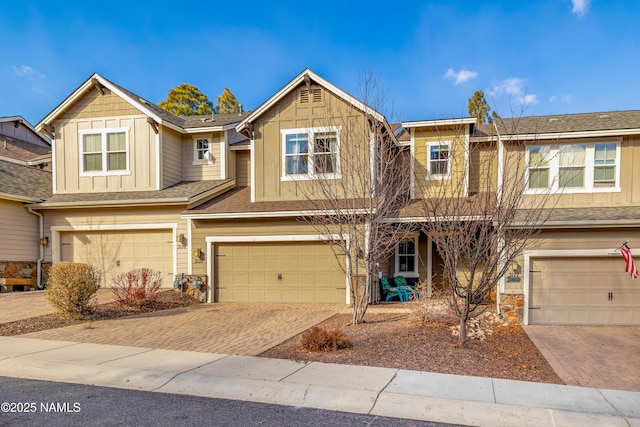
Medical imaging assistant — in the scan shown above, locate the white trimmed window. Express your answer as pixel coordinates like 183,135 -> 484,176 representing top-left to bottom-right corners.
80,128 -> 129,175
281,127 -> 341,180
395,235 -> 419,278
426,140 -> 452,179
194,138 -> 211,162
526,141 -> 620,193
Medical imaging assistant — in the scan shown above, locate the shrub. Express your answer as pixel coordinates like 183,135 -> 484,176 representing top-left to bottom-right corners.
46,262 -> 101,319
111,268 -> 163,307
301,326 -> 352,352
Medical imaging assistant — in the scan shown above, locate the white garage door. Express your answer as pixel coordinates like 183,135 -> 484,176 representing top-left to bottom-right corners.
60,230 -> 174,287
214,241 -> 346,303
530,257 -> 640,324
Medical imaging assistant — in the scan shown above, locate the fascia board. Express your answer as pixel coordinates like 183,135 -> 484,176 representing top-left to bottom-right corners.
401,118 -> 477,128
181,208 -> 371,220
500,128 -> 640,141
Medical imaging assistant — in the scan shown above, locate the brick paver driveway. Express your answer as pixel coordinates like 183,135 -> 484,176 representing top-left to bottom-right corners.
524,325 -> 640,392
0,290 -> 115,324
21,303 -> 343,356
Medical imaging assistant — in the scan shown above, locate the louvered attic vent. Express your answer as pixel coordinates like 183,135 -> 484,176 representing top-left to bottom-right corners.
299,88 -> 322,104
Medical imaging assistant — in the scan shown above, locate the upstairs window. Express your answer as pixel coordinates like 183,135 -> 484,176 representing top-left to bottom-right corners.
194,138 -> 211,162
594,143 -> 617,187
526,141 -> 620,193
282,127 -> 341,180
528,146 -> 550,189
559,144 -> 586,188
80,128 -> 129,175
427,141 -> 452,179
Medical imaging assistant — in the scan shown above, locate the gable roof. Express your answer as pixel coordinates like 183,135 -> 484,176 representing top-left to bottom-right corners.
36,73 -> 186,133
495,110 -> 640,139
0,116 -> 51,147
0,160 -> 52,202
36,74 -> 247,134
236,69 -> 389,136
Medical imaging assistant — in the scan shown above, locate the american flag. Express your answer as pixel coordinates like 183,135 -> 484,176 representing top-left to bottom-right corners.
619,242 -> 639,280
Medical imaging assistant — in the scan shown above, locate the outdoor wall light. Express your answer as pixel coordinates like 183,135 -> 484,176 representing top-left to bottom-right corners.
193,248 -> 202,258
39,237 -> 48,246
178,233 -> 185,243
512,262 -> 519,272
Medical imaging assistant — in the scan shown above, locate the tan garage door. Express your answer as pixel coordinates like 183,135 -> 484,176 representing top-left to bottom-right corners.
60,230 -> 174,287
214,241 -> 346,303
530,257 -> 640,324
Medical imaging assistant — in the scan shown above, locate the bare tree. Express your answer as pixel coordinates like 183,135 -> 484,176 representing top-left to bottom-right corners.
414,117 -> 555,347
294,71 -> 413,324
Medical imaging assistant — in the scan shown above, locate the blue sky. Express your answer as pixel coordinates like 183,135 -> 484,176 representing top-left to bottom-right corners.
2,1 -> 638,125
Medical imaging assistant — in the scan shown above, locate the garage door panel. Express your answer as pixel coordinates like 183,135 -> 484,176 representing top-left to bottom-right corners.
214,241 -> 346,303
530,257 -> 640,325
60,230 -> 173,288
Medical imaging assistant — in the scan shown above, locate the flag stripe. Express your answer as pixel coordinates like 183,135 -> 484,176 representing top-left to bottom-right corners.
619,243 -> 639,280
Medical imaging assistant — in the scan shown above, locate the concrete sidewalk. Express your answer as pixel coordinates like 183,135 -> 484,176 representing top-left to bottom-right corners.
0,336 -> 638,426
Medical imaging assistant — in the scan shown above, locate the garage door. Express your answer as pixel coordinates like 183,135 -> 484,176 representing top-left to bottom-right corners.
60,230 -> 174,287
214,242 -> 346,303
530,257 -> 640,324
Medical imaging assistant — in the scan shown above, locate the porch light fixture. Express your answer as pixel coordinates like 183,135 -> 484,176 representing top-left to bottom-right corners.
511,262 -> 518,272
39,237 -> 48,246
178,234 -> 185,244
193,248 -> 202,258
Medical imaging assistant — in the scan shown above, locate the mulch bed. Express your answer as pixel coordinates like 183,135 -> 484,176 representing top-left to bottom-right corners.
0,290 -> 199,336
261,307 -> 564,384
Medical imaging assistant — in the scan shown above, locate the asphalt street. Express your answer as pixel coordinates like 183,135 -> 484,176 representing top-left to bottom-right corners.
0,376 -> 467,427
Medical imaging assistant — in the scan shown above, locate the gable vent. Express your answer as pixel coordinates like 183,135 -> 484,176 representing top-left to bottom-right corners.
312,88 -> 322,102
299,89 -> 310,103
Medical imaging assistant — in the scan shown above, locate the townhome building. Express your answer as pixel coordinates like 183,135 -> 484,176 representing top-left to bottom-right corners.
7,69 -> 636,326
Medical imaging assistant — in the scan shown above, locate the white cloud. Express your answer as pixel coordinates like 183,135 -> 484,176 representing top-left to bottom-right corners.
13,65 -> 45,80
490,77 -> 537,106
571,0 -> 591,17
444,68 -> 478,85
549,95 -> 572,103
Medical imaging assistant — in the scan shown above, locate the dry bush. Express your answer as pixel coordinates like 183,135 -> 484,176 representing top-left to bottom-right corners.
46,262 -> 101,319
301,326 -> 352,352
111,268 -> 163,307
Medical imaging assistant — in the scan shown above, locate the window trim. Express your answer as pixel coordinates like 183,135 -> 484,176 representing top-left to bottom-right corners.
79,127 -> 130,176
525,140 -> 621,194
426,140 -> 452,180
193,137 -> 213,165
394,234 -> 419,278
280,126 -> 342,181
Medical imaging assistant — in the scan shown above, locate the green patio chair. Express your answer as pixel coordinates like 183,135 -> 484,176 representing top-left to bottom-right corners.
381,276 -> 406,302
394,276 -> 419,300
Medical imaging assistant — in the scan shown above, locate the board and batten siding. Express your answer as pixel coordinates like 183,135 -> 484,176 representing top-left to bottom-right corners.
0,199 -> 38,261
162,128 -> 183,188
183,133 -> 224,181
252,83 -> 368,203
0,122 -> 48,147
236,150 -> 250,187
54,115 -> 157,194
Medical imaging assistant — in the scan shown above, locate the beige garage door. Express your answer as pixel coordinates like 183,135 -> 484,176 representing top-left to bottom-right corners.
60,230 -> 174,287
530,257 -> 640,324
214,241 -> 346,303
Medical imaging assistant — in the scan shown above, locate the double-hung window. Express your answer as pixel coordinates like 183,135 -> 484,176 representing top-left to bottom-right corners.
80,128 -> 129,175
426,141 -> 452,179
526,141 -> 620,193
395,235 -> 418,277
559,144 -> 586,188
527,146 -> 550,189
282,127 -> 340,180
194,138 -> 211,162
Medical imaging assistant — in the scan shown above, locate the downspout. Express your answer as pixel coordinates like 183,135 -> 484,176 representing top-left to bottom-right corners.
26,205 -> 44,289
